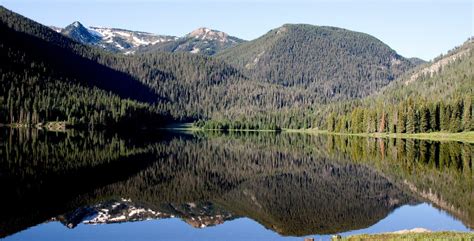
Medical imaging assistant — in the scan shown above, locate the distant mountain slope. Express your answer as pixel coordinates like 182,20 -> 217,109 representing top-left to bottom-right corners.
408,57 -> 427,66
57,21 -> 177,54
137,27 -> 245,56
56,23 -> 243,56
375,38 -> 473,102
218,24 -> 416,101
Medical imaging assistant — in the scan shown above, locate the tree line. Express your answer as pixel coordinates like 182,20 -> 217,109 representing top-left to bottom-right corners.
326,96 -> 473,133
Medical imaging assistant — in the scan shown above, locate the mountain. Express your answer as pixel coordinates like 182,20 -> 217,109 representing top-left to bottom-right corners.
218,24 -> 416,101
57,21 -> 176,54
137,27 -> 245,56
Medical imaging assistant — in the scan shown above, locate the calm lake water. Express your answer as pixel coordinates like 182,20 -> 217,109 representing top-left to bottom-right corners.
0,128 -> 472,241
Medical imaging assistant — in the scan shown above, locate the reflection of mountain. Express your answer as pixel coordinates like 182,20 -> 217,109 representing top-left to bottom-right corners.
56,199 -> 234,229
0,129 -> 471,238
68,133 -> 415,236
218,167 -> 410,235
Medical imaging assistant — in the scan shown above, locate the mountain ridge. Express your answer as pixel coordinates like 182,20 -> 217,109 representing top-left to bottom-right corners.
55,22 -> 244,55
136,26 -> 245,56
56,21 -> 177,54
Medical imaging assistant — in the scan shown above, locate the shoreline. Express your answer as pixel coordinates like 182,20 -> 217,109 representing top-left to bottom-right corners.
166,123 -> 474,143
3,123 -> 473,143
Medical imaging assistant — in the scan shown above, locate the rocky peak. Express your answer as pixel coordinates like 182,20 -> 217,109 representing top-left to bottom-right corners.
61,21 -> 101,44
72,21 -> 82,28
187,27 -> 229,42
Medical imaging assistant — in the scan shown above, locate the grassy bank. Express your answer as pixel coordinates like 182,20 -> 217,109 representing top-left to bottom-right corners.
285,129 -> 474,143
333,231 -> 474,241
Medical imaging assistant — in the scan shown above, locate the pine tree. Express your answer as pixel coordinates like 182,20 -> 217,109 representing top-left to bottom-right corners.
397,104 -> 406,133
440,103 -> 451,131
449,99 -> 463,132
406,106 -> 415,134
429,103 -> 439,131
419,105 -> 430,133
462,96 -> 472,131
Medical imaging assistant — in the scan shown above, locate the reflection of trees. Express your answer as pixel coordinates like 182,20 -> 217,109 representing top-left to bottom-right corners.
324,135 -> 473,229
0,128 -> 161,238
0,128 -> 156,177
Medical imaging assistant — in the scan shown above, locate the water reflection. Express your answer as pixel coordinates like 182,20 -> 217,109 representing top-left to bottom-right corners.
0,128 -> 472,239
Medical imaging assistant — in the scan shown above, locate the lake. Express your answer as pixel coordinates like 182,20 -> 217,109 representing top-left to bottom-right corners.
0,128 -> 472,241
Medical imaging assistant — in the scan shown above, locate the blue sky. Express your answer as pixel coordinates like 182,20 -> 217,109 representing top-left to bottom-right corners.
1,0 -> 472,60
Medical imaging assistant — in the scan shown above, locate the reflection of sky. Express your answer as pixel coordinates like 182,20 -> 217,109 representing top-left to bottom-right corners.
4,203 -> 471,241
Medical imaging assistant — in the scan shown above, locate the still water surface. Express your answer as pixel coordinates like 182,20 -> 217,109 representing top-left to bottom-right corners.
0,128 -> 472,240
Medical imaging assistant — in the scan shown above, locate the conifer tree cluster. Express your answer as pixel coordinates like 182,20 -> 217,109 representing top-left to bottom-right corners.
326,96 -> 472,133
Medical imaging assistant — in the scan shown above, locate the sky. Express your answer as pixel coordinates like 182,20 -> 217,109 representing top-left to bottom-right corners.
1,0 -> 472,60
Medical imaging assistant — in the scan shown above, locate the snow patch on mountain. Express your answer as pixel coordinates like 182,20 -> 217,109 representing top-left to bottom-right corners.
54,22 -> 245,55
89,26 -> 176,49
54,22 -> 176,53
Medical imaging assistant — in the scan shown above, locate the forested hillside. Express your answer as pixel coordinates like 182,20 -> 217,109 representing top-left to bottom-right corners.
198,39 -> 472,131
0,7 -> 167,127
321,39 -> 473,134
218,24 -> 416,102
